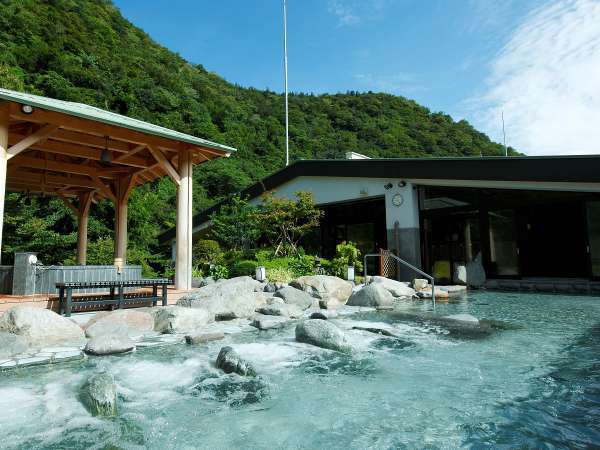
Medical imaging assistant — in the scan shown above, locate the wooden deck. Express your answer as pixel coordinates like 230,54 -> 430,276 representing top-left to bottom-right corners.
0,285 -> 192,314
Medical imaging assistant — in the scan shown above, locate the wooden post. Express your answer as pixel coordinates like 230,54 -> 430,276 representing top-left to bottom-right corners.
76,192 -> 93,265
113,177 -> 131,271
175,149 -> 193,290
0,103 -> 8,264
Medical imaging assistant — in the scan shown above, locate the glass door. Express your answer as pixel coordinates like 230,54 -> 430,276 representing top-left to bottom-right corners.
587,201 -> 600,278
488,209 -> 519,277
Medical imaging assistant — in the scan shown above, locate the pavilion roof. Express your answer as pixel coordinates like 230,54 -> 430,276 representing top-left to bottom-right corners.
0,88 -> 236,201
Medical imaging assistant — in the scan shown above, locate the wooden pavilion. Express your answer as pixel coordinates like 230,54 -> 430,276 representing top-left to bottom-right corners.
0,88 -> 235,290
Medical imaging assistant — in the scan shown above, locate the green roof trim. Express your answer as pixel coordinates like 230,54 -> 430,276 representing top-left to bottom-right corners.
0,88 -> 236,154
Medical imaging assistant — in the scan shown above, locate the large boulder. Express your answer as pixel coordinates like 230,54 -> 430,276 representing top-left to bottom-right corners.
346,283 -> 393,307
216,346 -> 256,376
84,334 -> 135,356
274,286 -> 314,310
82,372 -> 117,417
0,331 -> 28,358
176,276 -> 265,320
0,306 -> 85,347
256,303 -> 303,319
290,275 -> 353,308
370,276 -> 416,298
85,310 -> 154,339
153,306 -> 212,334
466,253 -> 486,288
295,319 -> 352,353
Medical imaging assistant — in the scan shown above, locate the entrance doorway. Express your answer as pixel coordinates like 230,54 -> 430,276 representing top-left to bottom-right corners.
518,204 -> 587,278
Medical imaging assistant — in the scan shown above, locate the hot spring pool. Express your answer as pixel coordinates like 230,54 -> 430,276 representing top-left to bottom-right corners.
1,291 -> 599,449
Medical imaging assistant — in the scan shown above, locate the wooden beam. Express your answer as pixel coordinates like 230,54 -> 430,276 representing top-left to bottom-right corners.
148,145 -> 181,185
7,170 -> 103,190
0,102 -> 8,263
7,124 -> 58,160
56,191 -> 80,215
90,175 -> 117,203
8,132 -> 153,168
114,144 -> 146,162
50,129 -> 131,152
9,155 -> 118,179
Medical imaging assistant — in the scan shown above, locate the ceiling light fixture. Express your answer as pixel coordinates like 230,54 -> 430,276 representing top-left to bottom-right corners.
21,104 -> 34,114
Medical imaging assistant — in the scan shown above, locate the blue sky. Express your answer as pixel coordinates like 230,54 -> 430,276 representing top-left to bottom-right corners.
113,0 -> 600,155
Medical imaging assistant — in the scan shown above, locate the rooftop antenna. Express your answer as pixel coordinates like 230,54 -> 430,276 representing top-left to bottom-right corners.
283,0 -> 290,166
502,110 -> 507,156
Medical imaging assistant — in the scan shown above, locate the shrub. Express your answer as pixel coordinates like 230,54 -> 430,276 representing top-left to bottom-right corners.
329,241 -> 363,278
231,259 -> 258,277
209,264 -> 229,280
191,266 -> 204,278
193,239 -> 224,268
288,254 -> 315,277
266,266 -> 295,283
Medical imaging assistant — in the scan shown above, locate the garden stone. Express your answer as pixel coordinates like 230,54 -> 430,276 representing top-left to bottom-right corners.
177,277 -> 264,320
185,331 -> 225,345
0,306 -> 85,347
370,276 -> 416,298
216,346 -> 256,376
263,282 -> 278,293
346,283 -> 393,307
308,310 -> 338,320
412,279 -> 429,291
85,310 -> 154,339
0,332 -> 28,359
454,265 -> 467,285
251,314 -> 289,330
154,306 -> 212,334
256,303 -> 302,318
274,286 -> 314,310
82,372 -> 117,417
290,275 -> 353,307
84,334 -> 135,356
417,289 -> 449,299
295,319 -> 352,353
265,296 -> 285,305
465,253 -> 486,288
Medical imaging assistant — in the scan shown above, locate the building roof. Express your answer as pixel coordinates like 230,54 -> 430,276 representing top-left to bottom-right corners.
1,88 -> 236,201
0,88 -> 236,154
158,155 -> 600,243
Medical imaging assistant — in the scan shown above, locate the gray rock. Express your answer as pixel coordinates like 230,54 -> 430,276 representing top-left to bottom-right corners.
290,275 -> 353,307
0,306 -> 85,347
82,372 -> 117,417
465,253 -> 486,288
185,331 -> 225,345
256,303 -> 303,318
265,296 -> 285,305
370,276 -> 416,298
346,283 -> 393,307
177,277 -> 264,320
216,346 -> 256,376
84,334 -> 135,356
0,332 -> 28,358
251,314 -> 289,330
352,326 -> 398,337
274,286 -> 314,310
295,319 -> 352,353
263,282 -> 278,293
85,310 -> 154,339
454,265 -> 467,285
154,306 -> 212,334
192,276 -> 215,288
412,279 -> 429,291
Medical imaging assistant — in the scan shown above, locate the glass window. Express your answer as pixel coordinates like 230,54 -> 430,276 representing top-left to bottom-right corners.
587,202 -> 600,277
488,210 -> 519,276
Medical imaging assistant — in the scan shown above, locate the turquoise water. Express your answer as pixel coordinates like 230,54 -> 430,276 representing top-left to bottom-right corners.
1,292 -> 599,449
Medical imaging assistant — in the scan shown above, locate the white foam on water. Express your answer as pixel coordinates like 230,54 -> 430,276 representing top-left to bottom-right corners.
230,342 -> 312,372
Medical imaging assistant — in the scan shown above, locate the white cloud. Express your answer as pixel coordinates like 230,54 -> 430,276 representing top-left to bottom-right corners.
470,0 -> 600,155
327,0 -> 392,27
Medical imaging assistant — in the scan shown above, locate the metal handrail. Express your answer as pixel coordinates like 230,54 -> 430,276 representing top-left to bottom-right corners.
363,252 -> 436,309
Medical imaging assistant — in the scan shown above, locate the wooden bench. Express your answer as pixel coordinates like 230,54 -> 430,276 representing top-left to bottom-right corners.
56,279 -> 169,317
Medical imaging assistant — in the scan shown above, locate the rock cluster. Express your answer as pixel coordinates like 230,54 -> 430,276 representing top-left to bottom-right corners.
216,346 -> 256,376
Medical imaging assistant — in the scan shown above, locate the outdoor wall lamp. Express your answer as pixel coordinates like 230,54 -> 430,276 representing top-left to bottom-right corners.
384,182 -> 393,190
21,104 -> 34,114
347,264 -> 355,282
398,180 -> 407,187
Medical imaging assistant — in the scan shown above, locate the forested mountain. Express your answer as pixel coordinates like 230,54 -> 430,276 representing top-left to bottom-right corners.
0,0 -> 517,271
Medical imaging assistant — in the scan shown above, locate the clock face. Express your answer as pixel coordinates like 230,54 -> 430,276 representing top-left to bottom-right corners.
392,193 -> 404,207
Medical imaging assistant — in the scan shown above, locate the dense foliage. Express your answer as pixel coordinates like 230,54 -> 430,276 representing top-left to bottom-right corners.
0,0 -> 518,271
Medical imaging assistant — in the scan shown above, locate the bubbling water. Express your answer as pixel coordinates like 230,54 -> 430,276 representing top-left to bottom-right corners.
1,291 -> 599,449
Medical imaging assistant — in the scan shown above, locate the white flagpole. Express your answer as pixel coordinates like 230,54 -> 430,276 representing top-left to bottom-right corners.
283,0 -> 290,166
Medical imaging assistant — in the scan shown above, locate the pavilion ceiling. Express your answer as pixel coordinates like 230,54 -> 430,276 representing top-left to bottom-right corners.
3,100 -> 229,202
